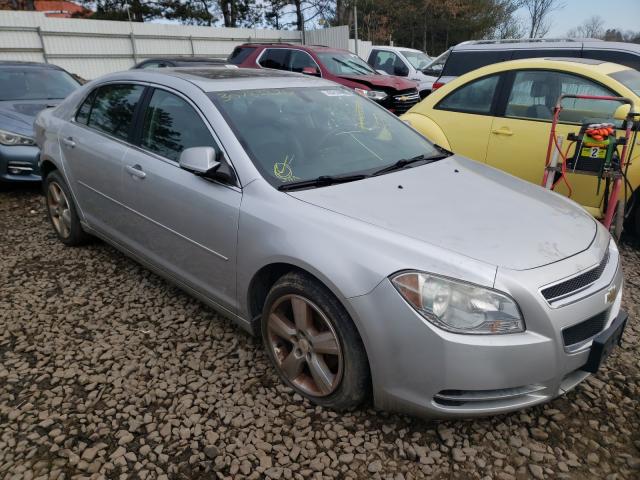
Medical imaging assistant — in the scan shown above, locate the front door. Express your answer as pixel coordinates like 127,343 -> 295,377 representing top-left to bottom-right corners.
486,69 -> 622,210
119,87 -> 241,311
59,83 -> 145,239
426,73 -> 502,161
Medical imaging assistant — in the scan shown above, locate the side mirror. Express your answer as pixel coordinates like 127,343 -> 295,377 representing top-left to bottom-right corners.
613,104 -> 631,121
302,66 -> 321,77
394,65 -> 409,77
179,147 -> 220,176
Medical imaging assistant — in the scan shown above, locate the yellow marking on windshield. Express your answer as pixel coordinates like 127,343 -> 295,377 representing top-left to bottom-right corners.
274,155 -> 299,182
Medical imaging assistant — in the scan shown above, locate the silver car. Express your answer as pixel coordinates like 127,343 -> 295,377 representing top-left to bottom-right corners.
35,67 -> 627,419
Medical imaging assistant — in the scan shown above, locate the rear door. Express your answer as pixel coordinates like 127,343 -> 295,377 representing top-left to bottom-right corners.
485,69 -> 621,210
427,73 -> 502,161
118,87 -> 241,310
59,83 -> 145,238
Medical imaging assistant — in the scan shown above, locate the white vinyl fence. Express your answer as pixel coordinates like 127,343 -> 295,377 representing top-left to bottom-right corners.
0,12 -> 355,80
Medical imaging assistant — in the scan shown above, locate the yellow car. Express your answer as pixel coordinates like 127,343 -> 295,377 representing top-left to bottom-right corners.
402,58 -> 640,234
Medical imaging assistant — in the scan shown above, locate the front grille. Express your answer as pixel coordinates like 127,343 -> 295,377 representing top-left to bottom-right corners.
562,310 -> 608,347
391,90 -> 420,115
541,248 -> 609,302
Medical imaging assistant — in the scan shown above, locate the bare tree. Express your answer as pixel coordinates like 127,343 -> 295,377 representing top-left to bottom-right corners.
521,0 -> 565,38
567,15 -> 605,39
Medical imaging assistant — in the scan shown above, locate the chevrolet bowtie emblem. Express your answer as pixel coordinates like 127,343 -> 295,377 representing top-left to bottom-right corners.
605,285 -> 618,304
398,96 -> 408,101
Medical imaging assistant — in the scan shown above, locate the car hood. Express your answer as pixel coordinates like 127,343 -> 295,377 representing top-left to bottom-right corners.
0,99 -> 61,137
287,156 -> 597,271
336,74 -> 417,91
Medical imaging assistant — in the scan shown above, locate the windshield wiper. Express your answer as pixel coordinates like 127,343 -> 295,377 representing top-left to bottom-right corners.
372,153 -> 450,176
332,57 -> 371,75
278,174 -> 367,191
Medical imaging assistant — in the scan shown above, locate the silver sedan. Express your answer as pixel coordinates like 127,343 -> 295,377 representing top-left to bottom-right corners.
35,67 -> 627,418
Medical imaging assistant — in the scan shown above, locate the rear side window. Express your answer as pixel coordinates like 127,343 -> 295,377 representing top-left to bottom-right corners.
510,49 -> 581,60
75,90 -> 96,125
258,48 -> 290,70
442,51 -> 511,77
228,46 -> 256,65
87,84 -> 144,141
140,89 -> 217,162
437,75 -> 500,114
583,49 -> 640,71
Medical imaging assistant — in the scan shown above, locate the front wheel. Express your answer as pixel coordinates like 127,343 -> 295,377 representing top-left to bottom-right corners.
44,170 -> 90,246
261,272 -> 370,410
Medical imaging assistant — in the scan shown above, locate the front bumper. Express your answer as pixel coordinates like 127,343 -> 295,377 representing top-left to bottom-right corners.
0,144 -> 41,183
347,237 -> 626,419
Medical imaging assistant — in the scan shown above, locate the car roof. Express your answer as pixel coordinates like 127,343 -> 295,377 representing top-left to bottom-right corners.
238,42 -> 344,53
452,38 -> 640,53
0,61 -> 64,70
475,57 -> 631,75
102,66 -> 335,92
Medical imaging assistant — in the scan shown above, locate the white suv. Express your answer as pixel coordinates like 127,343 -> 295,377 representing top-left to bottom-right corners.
368,46 -> 436,98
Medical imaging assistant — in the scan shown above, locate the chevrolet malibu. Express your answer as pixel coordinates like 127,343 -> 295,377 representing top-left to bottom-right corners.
35,67 -> 627,418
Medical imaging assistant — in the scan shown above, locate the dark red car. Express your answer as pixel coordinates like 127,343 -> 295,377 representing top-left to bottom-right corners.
228,43 -> 420,115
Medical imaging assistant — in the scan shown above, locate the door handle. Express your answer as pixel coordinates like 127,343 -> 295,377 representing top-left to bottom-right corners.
125,164 -> 146,179
491,127 -> 513,136
61,137 -> 76,148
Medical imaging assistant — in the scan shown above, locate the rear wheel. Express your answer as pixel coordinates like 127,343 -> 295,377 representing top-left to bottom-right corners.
44,170 -> 90,246
261,272 -> 370,410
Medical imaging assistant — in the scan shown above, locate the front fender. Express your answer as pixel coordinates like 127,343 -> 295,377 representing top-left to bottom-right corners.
400,112 -> 451,151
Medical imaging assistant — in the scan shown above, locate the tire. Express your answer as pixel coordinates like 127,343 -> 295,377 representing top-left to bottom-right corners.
44,170 -> 90,246
261,271 -> 370,410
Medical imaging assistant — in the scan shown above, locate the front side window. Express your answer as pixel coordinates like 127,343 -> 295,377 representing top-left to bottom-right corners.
609,68 -> 640,96
437,75 -> 499,114
371,50 -> 399,75
258,49 -> 289,70
141,89 -> 217,162
505,70 -> 619,123
316,52 -> 377,76
210,87 -> 439,186
87,84 -> 144,141
0,67 -> 79,101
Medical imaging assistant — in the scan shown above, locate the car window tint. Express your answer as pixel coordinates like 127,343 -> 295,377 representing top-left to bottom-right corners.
437,75 -> 499,114
259,49 -> 289,70
87,84 -> 144,140
289,50 -> 317,73
505,70 -> 619,123
441,51 -> 511,77
228,46 -> 255,65
583,49 -> 640,71
75,90 -> 96,125
141,89 -> 217,162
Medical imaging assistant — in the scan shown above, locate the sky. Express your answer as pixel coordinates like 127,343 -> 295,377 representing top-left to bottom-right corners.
514,0 -> 640,37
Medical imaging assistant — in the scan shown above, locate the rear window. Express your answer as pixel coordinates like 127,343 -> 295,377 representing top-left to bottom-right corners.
609,69 -> 640,96
228,46 -> 255,65
442,50 -> 511,77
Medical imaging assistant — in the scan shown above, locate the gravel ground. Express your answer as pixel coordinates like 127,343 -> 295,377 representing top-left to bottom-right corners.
1,186 -> 639,480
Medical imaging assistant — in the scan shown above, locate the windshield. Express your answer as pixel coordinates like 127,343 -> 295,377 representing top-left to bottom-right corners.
609,68 -> 640,96
316,52 -> 377,76
423,49 -> 450,75
401,50 -> 432,70
209,87 -> 439,187
0,68 -> 79,101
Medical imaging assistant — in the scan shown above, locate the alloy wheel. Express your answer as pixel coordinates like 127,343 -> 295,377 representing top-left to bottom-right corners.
266,294 -> 343,397
47,181 -> 72,239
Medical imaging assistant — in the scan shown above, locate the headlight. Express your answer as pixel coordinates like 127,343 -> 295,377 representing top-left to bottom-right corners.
391,272 -> 524,334
0,129 -> 35,146
354,88 -> 388,101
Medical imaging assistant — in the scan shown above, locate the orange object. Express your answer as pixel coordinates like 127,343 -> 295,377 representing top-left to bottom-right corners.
592,134 -> 603,141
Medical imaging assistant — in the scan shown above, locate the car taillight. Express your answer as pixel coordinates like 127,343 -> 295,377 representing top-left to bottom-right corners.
432,81 -> 444,90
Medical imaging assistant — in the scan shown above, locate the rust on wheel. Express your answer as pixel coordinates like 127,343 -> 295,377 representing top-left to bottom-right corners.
267,294 -> 343,397
47,181 -> 71,239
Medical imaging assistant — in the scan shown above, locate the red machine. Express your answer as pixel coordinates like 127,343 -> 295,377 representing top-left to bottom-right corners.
542,94 -> 637,238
